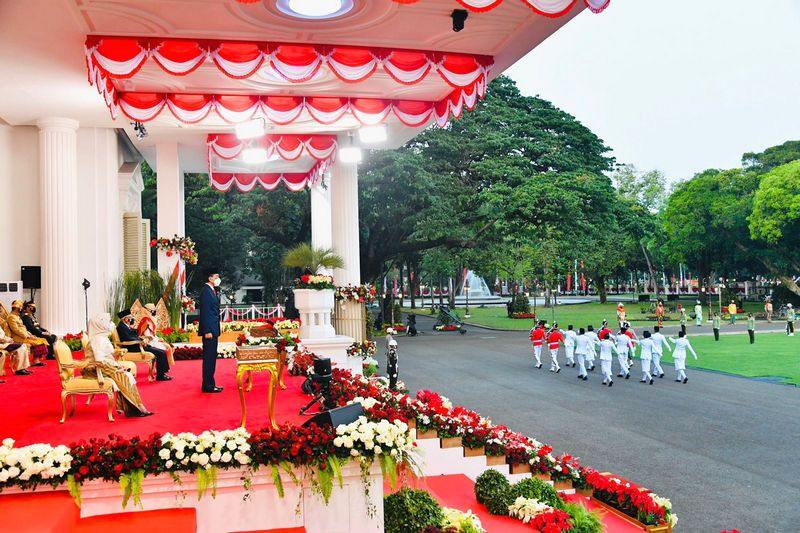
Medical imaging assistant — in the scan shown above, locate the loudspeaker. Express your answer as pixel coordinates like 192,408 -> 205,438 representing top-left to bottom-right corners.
21,266 -> 41,289
302,403 -> 363,428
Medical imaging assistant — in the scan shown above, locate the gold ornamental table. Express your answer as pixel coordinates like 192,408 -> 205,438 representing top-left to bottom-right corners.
236,346 -> 286,429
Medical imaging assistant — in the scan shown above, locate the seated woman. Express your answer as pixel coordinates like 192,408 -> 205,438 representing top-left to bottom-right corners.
85,313 -> 153,418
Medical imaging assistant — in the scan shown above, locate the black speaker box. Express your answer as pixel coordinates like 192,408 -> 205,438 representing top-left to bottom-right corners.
302,403 -> 363,428
21,266 -> 41,289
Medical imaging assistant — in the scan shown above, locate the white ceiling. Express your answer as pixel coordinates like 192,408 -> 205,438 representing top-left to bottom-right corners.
0,0 -> 585,171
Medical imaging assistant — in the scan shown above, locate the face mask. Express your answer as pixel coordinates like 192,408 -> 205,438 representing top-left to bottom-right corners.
213,277 -> 221,287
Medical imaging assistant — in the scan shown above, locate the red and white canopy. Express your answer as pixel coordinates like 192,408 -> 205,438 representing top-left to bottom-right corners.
207,133 -> 337,193
392,0 -> 610,16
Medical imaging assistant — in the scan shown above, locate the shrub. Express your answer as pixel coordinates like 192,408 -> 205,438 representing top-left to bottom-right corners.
474,470 -> 515,515
512,477 -> 563,509
384,489 -> 444,533
562,502 -> 603,533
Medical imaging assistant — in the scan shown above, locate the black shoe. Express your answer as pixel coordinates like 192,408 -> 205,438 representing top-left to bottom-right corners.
608,381 -> 613,387
625,373 -> 630,380
536,363 -> 542,369
640,379 -> 647,383
556,367 -> 561,373
649,378 -> 654,385
582,376 -> 588,381
617,373 -> 624,377
659,374 -> 664,378
683,377 -> 688,384
131,411 -> 155,417
15,369 -> 32,376
202,386 -> 224,393
156,375 -> 173,381
32,362 -> 45,367
675,379 -> 682,382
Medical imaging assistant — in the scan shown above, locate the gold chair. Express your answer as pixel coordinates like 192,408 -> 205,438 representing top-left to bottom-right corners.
111,328 -> 156,381
53,340 -> 115,423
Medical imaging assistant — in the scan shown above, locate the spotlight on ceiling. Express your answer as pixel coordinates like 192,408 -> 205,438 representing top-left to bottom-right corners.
235,118 -> 266,140
358,124 -> 387,144
339,146 -> 363,164
451,9 -> 468,32
242,147 -> 268,164
131,121 -> 147,140
277,0 -> 353,20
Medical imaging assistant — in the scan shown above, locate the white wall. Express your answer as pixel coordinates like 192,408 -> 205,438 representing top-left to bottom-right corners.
0,124 -> 127,323
0,124 -> 41,305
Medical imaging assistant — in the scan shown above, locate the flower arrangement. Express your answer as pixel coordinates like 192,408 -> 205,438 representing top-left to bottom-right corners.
180,295 -> 196,312
273,319 -> 300,331
288,349 -> 316,376
295,274 -> 335,290
384,324 -> 407,333
510,312 -> 537,319
362,356 -> 379,377
149,235 -> 198,265
62,333 -> 84,352
335,284 -> 377,303
441,507 -> 485,533
346,341 -> 377,359
235,332 -> 297,351
584,469 -> 677,528
157,327 -> 190,344
0,438 -> 73,489
172,345 -> 237,360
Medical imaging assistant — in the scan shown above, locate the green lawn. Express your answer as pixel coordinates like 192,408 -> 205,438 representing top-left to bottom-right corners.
657,332 -> 799,386
410,300 -> 767,332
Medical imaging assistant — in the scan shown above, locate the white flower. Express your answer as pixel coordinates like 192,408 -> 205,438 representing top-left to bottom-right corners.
159,449 -> 171,460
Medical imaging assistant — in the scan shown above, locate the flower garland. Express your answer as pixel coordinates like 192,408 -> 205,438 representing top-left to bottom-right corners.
335,284 -> 377,303
149,235 -> 198,265
295,274 -> 335,290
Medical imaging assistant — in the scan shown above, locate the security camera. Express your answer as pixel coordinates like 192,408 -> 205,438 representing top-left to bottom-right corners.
451,9 -> 468,32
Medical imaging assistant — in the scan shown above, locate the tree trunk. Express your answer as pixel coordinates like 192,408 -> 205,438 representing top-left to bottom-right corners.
439,277 -> 444,307
779,275 -> 800,297
597,275 -> 608,304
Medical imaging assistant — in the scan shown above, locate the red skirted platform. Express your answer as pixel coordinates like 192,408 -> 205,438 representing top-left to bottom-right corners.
0,359 -> 309,446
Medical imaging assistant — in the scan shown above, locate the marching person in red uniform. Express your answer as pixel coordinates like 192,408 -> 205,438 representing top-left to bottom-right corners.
547,324 -> 565,373
598,320 -> 613,344
529,320 -> 545,369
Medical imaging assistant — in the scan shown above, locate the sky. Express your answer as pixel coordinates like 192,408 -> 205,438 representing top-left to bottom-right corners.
506,0 -> 800,181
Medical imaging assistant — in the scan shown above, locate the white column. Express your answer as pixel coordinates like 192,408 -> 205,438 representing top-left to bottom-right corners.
331,159 -> 360,285
37,117 -> 81,334
156,141 -> 185,276
310,174 -> 333,272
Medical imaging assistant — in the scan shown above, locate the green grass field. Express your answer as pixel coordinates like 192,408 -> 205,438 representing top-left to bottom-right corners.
412,300 -> 766,331
655,332 -> 799,386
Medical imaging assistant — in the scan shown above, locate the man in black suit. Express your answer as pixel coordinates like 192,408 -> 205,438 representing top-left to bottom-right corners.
199,267 -> 222,393
21,302 -> 56,360
116,309 -> 172,381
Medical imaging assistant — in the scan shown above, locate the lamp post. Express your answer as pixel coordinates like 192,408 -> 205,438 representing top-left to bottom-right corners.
718,278 -> 724,315
464,280 -> 471,319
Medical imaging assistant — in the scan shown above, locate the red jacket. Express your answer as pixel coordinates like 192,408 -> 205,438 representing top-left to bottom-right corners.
530,328 -> 545,346
547,331 -> 564,349
598,327 -> 612,341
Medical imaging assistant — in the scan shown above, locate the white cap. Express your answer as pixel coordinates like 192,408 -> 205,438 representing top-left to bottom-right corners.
386,327 -> 395,334
788,304 -> 793,308
388,338 -> 398,347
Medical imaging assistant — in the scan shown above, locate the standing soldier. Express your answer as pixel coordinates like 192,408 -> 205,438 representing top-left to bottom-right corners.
728,300 -> 737,326
655,300 -> 665,327
747,313 -> 756,344
712,313 -> 721,341
679,306 -> 687,335
786,303 -> 795,336
694,300 -> 703,327
616,303 -> 626,329
764,298 -> 773,323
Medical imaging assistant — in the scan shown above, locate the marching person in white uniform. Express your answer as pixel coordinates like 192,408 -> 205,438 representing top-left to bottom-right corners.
638,330 -> 655,385
598,331 -> 618,387
650,326 -> 670,379
562,324 -> 578,367
585,325 -> 599,371
669,330 -> 698,383
614,327 -> 633,379
694,300 -> 703,327
574,328 -> 590,381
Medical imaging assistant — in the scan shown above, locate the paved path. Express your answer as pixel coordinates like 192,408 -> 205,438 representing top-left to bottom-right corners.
379,318 -> 800,532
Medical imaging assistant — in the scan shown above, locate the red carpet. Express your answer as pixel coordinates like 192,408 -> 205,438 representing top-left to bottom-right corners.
0,359 -> 310,446
391,474 -> 646,533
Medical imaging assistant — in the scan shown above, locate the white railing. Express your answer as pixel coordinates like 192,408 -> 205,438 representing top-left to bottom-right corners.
220,305 -> 284,322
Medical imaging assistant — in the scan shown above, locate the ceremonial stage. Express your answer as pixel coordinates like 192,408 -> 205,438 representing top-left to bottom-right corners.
1,359 -> 308,446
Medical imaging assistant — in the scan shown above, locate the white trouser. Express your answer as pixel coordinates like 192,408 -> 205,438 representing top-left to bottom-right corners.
6,345 -> 31,371
676,368 -> 687,380
641,358 -> 652,381
586,348 -> 596,368
565,346 -> 575,365
576,353 -> 587,377
616,348 -> 629,375
533,344 -> 542,365
675,358 -> 687,380
696,316 -> 702,326
549,348 -> 560,370
600,359 -> 613,382
652,352 -> 663,376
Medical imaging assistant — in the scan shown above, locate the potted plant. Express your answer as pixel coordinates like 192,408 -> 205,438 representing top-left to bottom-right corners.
283,244 -> 344,339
